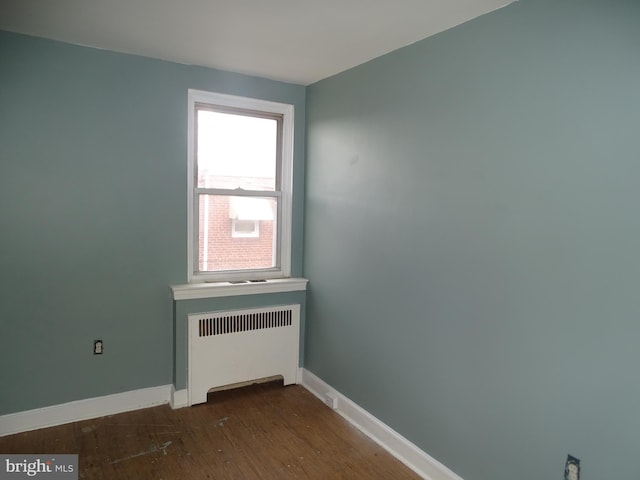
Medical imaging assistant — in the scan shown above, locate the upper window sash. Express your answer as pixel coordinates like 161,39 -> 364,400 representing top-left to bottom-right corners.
194,103 -> 283,192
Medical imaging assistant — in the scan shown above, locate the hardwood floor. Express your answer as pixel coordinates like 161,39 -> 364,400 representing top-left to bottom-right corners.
0,382 -> 421,479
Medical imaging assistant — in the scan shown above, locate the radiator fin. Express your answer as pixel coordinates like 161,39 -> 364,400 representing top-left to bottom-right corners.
198,308 -> 293,337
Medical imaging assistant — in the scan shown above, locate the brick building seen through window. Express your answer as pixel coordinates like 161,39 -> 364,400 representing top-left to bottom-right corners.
197,175 -> 275,272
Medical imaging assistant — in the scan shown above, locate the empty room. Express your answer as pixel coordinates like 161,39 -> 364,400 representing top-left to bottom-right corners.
1,0 -> 639,479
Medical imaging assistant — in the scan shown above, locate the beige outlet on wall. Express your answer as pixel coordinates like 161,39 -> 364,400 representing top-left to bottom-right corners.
564,455 -> 580,480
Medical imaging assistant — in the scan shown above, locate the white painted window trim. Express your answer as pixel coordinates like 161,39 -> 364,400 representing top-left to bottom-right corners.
170,277 -> 308,301
187,89 -> 294,283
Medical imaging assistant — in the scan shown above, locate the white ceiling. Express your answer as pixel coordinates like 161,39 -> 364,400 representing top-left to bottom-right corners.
0,0 -> 514,85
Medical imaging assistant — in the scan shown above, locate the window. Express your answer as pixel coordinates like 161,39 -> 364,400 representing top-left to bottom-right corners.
188,90 -> 294,282
232,219 -> 259,238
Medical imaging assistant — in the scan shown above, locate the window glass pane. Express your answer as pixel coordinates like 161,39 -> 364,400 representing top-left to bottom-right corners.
197,110 -> 277,190
198,195 -> 277,272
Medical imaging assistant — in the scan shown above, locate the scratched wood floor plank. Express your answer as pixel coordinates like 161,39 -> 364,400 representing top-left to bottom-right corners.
0,382 -> 421,479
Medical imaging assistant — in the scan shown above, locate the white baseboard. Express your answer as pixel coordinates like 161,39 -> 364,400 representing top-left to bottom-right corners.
2,373 -> 462,480
170,387 -> 189,409
0,385 -> 172,437
300,369 -> 463,480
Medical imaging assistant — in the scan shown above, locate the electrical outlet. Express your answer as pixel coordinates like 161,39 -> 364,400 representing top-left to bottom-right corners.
93,339 -> 103,355
564,455 -> 580,480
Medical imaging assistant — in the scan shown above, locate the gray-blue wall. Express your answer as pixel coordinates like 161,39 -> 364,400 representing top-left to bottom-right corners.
0,31 -> 306,415
304,1 -> 640,479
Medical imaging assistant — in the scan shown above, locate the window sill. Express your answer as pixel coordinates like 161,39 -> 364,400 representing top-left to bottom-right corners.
170,277 -> 308,301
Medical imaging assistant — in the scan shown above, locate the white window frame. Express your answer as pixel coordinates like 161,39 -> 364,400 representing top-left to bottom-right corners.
187,89 -> 294,283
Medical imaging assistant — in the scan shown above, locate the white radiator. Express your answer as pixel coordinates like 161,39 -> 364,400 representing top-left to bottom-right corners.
188,304 -> 300,406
